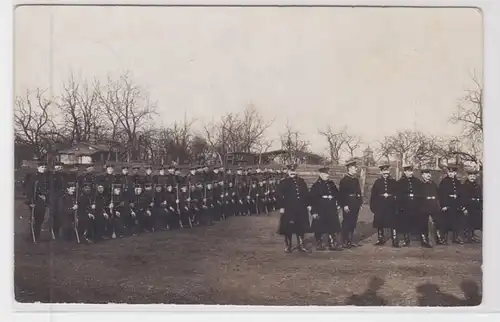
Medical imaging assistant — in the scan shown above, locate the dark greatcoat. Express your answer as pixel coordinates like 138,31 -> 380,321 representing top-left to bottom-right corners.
309,177 -> 341,234
396,175 -> 422,233
276,175 -> 310,236
438,176 -> 463,232
419,179 -> 441,232
338,174 -> 363,233
369,176 -> 398,229
461,179 -> 482,230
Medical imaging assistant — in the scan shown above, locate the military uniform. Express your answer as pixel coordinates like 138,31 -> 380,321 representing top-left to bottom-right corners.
25,163 -> 50,243
338,159 -> 363,248
369,163 -> 399,247
59,180 -> 79,242
92,179 -> 110,241
276,164 -> 311,253
309,167 -> 343,251
417,167 -> 438,248
396,165 -> 422,246
461,168 -> 482,243
438,164 -> 465,244
48,162 -> 66,239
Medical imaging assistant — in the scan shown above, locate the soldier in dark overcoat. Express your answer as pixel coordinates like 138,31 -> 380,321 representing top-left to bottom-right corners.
369,163 -> 399,247
438,163 -> 465,244
59,180 -> 79,242
461,168 -> 482,243
309,167 -> 343,251
48,162 -> 66,240
396,164 -> 422,246
418,167 -> 439,248
338,159 -> 363,248
276,164 -> 311,253
92,179 -> 110,241
25,162 -> 50,244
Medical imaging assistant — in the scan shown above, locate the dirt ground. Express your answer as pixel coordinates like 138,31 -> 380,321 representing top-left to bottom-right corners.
14,199 -> 482,306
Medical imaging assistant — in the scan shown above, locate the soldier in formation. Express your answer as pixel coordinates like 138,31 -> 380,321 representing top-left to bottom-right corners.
309,167 -> 343,251
21,160 -> 481,251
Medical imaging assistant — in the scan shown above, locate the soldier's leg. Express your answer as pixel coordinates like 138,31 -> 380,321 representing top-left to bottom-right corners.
452,210 -> 464,244
373,213 -> 385,246
94,211 -> 105,241
349,208 -> 361,247
314,232 -> 325,251
33,204 -> 46,242
419,213 -> 432,248
341,210 -> 351,247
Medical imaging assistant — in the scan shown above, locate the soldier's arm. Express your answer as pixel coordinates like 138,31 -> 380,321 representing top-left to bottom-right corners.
338,178 -> 347,208
369,180 -> 378,213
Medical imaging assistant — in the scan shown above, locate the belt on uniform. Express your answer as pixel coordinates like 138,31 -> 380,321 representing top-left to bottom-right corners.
471,198 -> 481,201
322,195 -> 334,199
426,196 -> 436,200
449,194 -> 457,199
381,193 -> 393,198
348,194 -> 361,197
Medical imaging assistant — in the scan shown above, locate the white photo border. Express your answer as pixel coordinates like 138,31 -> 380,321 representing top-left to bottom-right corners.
2,0 -> 499,320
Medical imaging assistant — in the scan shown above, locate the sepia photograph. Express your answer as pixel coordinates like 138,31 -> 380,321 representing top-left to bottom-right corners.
13,5 -> 483,306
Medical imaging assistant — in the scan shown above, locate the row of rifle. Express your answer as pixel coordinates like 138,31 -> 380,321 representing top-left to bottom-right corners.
22,162 -> 287,244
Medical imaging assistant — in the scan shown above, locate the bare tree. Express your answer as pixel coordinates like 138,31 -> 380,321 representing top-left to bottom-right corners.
343,133 -> 362,158
318,125 -> 347,165
97,72 -> 157,161
14,89 -> 57,159
203,104 -> 273,160
58,73 -> 104,143
378,130 -> 445,167
449,74 -> 483,165
280,121 -> 310,164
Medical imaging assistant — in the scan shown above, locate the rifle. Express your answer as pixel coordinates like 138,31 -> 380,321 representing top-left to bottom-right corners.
187,182 -> 193,227
29,181 -> 38,243
110,182 -> 116,239
74,182 -> 81,244
176,183 -> 183,228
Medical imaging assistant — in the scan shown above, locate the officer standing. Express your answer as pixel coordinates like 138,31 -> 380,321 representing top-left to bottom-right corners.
396,164 -> 422,247
338,159 -> 363,248
49,161 -> 66,240
438,163 -> 465,244
461,167 -> 482,243
309,167 -> 343,251
369,162 -> 399,247
25,162 -> 50,243
276,164 -> 311,253
418,166 -> 438,248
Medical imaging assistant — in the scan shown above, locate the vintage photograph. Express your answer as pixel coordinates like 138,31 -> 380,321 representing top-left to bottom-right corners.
13,5 -> 483,306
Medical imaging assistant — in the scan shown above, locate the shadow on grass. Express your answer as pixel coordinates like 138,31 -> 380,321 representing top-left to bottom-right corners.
416,279 -> 481,306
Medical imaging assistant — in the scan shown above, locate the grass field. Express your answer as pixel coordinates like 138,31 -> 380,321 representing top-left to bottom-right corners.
14,199 -> 482,306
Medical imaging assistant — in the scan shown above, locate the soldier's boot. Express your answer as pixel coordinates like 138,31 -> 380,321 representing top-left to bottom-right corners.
442,231 -> 449,245
464,228 -> 472,243
375,229 -> 386,246
402,233 -> 411,247
316,238 -> 326,251
284,236 -> 293,253
349,232 -> 361,247
297,235 -> 310,253
471,230 -> 481,243
435,230 -> 445,245
328,233 -> 343,251
391,229 -> 400,248
420,233 -> 432,248
343,232 -> 352,249
452,231 -> 464,244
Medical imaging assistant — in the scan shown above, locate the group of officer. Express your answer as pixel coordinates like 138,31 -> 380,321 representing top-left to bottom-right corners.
22,159 -> 482,254
277,160 -> 482,253
22,162 -> 286,244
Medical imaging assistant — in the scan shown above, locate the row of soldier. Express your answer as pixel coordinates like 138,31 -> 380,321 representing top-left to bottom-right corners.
277,160 -> 482,253
23,162 -> 286,244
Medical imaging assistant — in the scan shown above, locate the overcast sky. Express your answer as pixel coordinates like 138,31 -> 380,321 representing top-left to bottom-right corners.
14,6 -> 483,155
